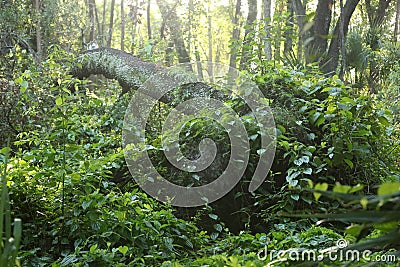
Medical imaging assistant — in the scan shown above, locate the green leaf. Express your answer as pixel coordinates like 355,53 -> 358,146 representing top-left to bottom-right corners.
360,197 -> 368,209
343,159 -> 354,169
55,97 -> 63,106
118,245 -> 129,255
291,194 -> 300,201
89,244 -> 98,253
313,183 -> 328,201
208,214 -> 218,220
333,184 -> 351,194
303,168 -> 312,175
377,182 -> 400,196
82,200 -> 92,210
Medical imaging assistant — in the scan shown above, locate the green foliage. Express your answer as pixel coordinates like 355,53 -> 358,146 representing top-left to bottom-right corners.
1,33 -> 400,266
1,145 -> 22,267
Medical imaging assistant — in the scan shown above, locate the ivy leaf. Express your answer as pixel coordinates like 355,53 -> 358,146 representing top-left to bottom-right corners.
118,245 -> 129,255
313,183 -> 328,201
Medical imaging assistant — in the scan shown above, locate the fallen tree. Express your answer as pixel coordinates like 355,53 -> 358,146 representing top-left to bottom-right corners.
70,47 -> 222,103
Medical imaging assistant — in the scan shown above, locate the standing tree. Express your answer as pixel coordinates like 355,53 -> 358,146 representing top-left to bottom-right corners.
229,0 -> 242,70
147,0 -> 152,40
396,0 -> 400,41
263,0 -> 272,60
121,0 -> 125,51
34,0 -> 42,58
283,0 -> 294,55
240,0 -> 257,69
207,0 -> 213,78
107,0 -> 116,47
291,0 -> 360,74
87,0 -> 96,44
156,0 -> 191,64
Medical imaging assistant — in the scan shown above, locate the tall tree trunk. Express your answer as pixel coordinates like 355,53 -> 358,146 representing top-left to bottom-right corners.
156,0 -> 191,64
290,0 -> 308,60
322,0 -> 360,74
35,0 -> 42,58
102,0 -> 107,46
147,0 -> 152,40
188,0 -> 194,55
121,0 -> 125,50
88,0 -> 96,43
310,0 -> 333,62
283,0 -> 294,54
273,1 -> 285,61
207,0 -> 213,79
107,0 -> 116,47
130,0 -> 139,52
339,0 -> 346,79
94,1 -> 101,43
194,43 -> 204,79
229,0 -> 241,70
395,0 -> 400,41
263,0 -> 272,60
240,0 -> 257,69
365,0 -> 393,41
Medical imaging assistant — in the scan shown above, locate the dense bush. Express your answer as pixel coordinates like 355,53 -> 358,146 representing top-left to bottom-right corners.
0,48 -> 399,266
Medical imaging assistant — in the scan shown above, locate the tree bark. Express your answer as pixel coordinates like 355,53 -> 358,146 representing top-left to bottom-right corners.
310,0 -> 333,61
365,0 -> 393,26
94,1 -> 101,43
156,0 -> 191,64
147,0 -> 152,40
263,0 -> 272,60
107,0 -> 116,47
283,0 -> 294,54
34,0 -> 42,58
101,0 -> 107,46
322,0 -> 360,74
70,48 -> 223,102
121,0 -> 125,51
207,0 -> 213,79
240,0 -> 258,68
87,0 -> 96,43
229,0 -> 241,70
395,0 -> 400,41
130,0 -> 139,51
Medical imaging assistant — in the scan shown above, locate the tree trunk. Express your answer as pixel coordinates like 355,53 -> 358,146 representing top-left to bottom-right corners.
290,0 -> 308,60
207,0 -> 213,79
121,0 -> 125,51
34,0 -> 42,58
283,0 -> 294,54
310,0 -> 333,61
71,48 -> 224,102
263,0 -> 272,60
273,1 -> 285,61
147,0 -> 152,40
322,0 -> 360,74
107,0 -> 116,47
339,0 -> 346,79
229,0 -> 241,70
130,0 -> 139,51
395,0 -> 400,41
240,0 -> 257,69
188,0 -> 195,55
101,0 -> 107,46
88,0 -> 96,43
194,43 -> 204,79
156,0 -> 191,64
94,1 -> 101,43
